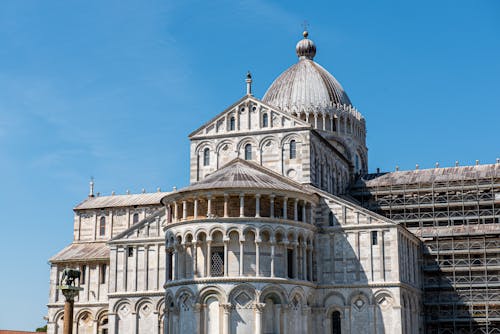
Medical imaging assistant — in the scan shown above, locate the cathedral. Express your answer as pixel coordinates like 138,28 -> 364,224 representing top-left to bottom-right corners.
46,31 -> 499,334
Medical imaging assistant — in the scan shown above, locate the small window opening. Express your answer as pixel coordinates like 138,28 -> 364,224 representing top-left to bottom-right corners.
127,247 -> 134,257
81,265 -> 86,284
167,252 -> 173,280
211,247 -> 224,277
290,140 -> 297,159
287,249 -> 294,278
332,311 -> 341,334
262,113 -> 269,127
229,116 -> 235,131
329,212 -> 334,226
371,231 -> 378,245
100,264 -> 106,284
244,144 -> 252,160
99,216 -> 106,236
203,148 -> 210,166
133,213 -> 139,224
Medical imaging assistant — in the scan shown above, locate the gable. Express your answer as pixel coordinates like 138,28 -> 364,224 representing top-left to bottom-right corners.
311,186 -> 397,228
189,95 -> 311,139
109,208 -> 165,243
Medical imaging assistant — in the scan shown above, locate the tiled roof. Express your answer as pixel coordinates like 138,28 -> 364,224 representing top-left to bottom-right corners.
356,164 -> 499,188
50,242 -> 109,263
178,159 -> 308,194
74,192 -> 170,210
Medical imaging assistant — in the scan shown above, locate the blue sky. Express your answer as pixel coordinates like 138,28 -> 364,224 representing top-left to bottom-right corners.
0,0 -> 498,330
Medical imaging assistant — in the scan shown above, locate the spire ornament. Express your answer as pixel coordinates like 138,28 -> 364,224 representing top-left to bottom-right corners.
246,71 -> 253,95
296,29 -> 316,60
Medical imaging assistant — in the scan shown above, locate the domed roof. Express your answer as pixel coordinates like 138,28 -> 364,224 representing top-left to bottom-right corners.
263,31 -> 352,112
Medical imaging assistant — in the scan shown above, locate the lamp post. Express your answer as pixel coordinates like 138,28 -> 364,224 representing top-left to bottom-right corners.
59,268 -> 83,334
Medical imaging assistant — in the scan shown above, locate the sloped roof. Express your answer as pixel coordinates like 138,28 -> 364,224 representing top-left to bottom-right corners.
357,163 -> 499,188
74,192 -> 170,210
50,242 -> 109,263
176,159 -> 309,194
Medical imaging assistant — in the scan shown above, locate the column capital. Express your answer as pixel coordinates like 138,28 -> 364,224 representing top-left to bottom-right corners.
221,303 -> 233,313
253,303 -> 266,312
193,303 -> 202,312
255,193 -> 261,198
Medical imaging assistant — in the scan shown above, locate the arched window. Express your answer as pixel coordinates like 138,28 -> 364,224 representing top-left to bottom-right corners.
133,213 -> 139,224
244,144 -> 252,160
332,311 -> 341,334
329,212 -> 334,226
229,116 -> 235,131
262,113 -> 268,127
99,216 -> 106,236
289,140 -> 297,159
203,148 -> 210,166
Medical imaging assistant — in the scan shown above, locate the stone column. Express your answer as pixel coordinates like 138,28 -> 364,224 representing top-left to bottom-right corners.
222,303 -> 232,334
302,202 -> 307,223
224,237 -> 229,277
255,237 -> 261,277
283,197 -> 288,220
255,194 -> 261,217
314,113 -> 318,128
240,193 -> 245,217
172,246 -> 178,280
224,194 -> 229,218
193,303 -> 201,333
281,304 -> 289,333
270,238 -> 276,277
194,199 -> 198,219
310,204 -> 315,224
292,241 -> 298,279
206,239 -> 212,276
60,284 -> 83,334
239,238 -> 245,276
308,244 -> 313,281
283,241 -> 289,278
166,205 -> 171,224
192,240 -> 198,278
294,198 -> 299,221
270,195 -> 275,218
302,306 -> 311,333
254,303 -> 266,334
182,200 -> 187,220
207,195 -> 212,218
302,242 -> 307,280
174,202 -> 178,222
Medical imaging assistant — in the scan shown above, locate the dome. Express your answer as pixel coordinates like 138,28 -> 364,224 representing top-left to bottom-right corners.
263,31 -> 352,112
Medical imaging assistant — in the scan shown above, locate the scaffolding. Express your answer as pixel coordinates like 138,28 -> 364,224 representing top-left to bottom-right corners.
350,164 -> 500,334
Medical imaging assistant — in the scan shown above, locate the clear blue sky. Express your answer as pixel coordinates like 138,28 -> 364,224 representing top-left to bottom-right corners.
0,0 -> 498,330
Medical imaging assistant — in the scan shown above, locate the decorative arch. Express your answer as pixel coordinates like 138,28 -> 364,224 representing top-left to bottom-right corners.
194,140 -> 215,154
323,291 -> 346,307
259,284 -> 288,304
197,285 -> 227,304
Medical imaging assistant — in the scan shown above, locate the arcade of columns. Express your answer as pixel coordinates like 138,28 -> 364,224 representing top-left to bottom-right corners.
163,191 -> 317,282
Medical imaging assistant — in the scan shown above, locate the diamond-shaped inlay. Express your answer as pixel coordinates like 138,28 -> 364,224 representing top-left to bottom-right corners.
118,304 -> 130,317
235,292 -> 252,306
141,304 -> 151,316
